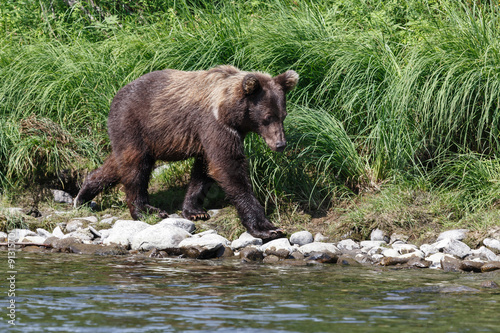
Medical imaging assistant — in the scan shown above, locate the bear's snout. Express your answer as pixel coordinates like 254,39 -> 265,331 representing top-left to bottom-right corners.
275,141 -> 287,152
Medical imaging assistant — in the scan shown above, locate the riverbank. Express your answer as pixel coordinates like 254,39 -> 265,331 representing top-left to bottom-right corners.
2,201 -> 499,275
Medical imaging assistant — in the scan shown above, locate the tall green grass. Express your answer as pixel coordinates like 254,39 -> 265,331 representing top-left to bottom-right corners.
1,0 -> 499,216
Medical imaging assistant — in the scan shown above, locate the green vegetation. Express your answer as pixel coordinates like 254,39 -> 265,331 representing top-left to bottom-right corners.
1,0 -> 499,239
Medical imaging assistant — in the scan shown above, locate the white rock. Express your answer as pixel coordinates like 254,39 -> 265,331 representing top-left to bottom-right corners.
64,228 -> 94,243
368,246 -> 384,256
130,224 -> 191,251
420,243 -> 437,257
260,238 -> 294,255
0,232 -> 7,240
52,226 -> 65,238
370,228 -> 386,242
158,218 -> 196,233
231,232 -> 263,250
65,220 -> 84,233
298,242 -> 340,256
314,233 -> 328,242
337,239 -> 360,252
426,253 -> 454,269
483,238 -> 500,253
22,235 -> 47,243
51,189 -> 73,204
431,238 -> 471,259
399,250 -> 424,259
360,240 -> 387,249
9,229 -> 36,241
290,231 -> 314,246
100,216 -> 118,225
470,246 -> 498,261
99,229 -> 111,239
74,216 -> 99,224
4,208 -> 24,216
193,230 -> 217,238
437,229 -> 468,242
382,248 -> 400,257
392,243 -> 418,254
103,220 -> 150,247
179,234 -> 229,251
36,228 -> 52,238
389,233 -> 408,244
371,254 -> 384,262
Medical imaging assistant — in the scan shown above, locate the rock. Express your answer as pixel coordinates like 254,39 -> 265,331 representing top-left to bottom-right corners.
441,256 -> 462,272
207,209 -> 221,218
0,232 -> 7,242
51,190 -> 73,204
370,228 -> 388,242
100,216 -> 118,225
289,250 -> 305,260
420,243 -> 437,257
76,216 -> 99,224
290,231 -> 313,246
314,233 -> 328,242
231,232 -> 263,250
103,220 -> 150,247
298,242 -> 340,257
22,236 -> 47,243
426,253 -> 454,269
337,239 -> 360,252
483,238 -> 500,254
9,229 -> 36,242
52,226 -> 65,238
407,257 -> 431,268
88,226 -> 101,238
239,247 -> 264,261
380,256 -> 411,266
382,248 -> 400,258
260,238 -> 294,255
131,224 -> 191,251
360,240 -> 387,249
265,248 -> 291,259
65,220 -> 84,233
99,229 -> 111,239
337,255 -> 362,266
178,233 -> 229,259
47,237 -> 82,251
3,207 -> 24,216
263,255 -> 280,264
69,243 -> 128,256
193,230 -> 217,237
481,261 -> 500,273
306,251 -> 338,263
432,238 -> 471,259
437,229 -> 468,242
158,218 -> 196,233
390,233 -> 409,244
392,243 -> 418,254
36,228 -> 52,238
399,250 -> 425,259
459,260 -> 483,273
480,281 -> 499,289
216,245 -> 234,258
470,246 -> 498,261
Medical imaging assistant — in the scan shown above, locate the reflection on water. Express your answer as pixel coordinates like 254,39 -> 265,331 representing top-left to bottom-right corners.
0,252 -> 498,332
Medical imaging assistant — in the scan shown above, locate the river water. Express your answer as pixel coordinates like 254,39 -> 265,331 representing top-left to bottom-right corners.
1,252 -> 499,332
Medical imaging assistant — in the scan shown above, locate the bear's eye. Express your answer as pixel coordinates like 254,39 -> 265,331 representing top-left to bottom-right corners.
263,115 -> 273,126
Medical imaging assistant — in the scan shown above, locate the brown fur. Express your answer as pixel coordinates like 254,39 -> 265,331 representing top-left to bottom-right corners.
75,65 -> 298,241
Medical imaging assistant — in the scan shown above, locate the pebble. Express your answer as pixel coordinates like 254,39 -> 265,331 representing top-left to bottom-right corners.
437,229 -> 468,242
314,233 -> 328,242
370,228 -> 388,242
483,238 -> 500,254
481,261 -> 500,273
298,242 -> 340,257
231,232 -> 263,250
432,238 -> 471,259
360,240 -> 387,249
480,281 -> 499,289
130,224 -> 191,251
337,239 -> 360,251
239,247 -> 264,261
290,231 -> 314,246
103,220 -> 150,247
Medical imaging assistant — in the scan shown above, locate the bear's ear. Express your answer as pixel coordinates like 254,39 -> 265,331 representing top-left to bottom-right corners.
242,74 -> 260,95
275,70 -> 299,92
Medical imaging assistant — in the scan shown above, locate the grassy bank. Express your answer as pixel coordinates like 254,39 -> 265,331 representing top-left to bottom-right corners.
1,0 -> 499,239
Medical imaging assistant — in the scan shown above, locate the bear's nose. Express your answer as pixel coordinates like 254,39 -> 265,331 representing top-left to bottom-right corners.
276,141 -> 286,152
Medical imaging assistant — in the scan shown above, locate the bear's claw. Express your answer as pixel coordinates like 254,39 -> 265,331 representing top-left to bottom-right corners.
184,211 -> 210,221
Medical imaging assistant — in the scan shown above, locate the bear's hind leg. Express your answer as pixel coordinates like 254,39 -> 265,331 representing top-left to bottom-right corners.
75,154 -> 120,207
120,151 -> 169,220
182,157 -> 213,221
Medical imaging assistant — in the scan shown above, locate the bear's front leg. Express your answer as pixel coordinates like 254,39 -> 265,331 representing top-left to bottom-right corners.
207,157 -> 284,242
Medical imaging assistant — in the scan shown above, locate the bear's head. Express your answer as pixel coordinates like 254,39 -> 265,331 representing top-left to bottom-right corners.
241,70 -> 299,152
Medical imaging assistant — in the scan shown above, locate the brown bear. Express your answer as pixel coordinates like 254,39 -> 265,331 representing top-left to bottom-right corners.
75,65 -> 299,241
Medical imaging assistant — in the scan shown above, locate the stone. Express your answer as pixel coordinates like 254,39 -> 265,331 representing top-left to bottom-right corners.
481,261 -> 500,273
382,248 -> 400,258
407,257 -> 431,268
314,233 -> 328,242
337,239 -> 360,252
370,228 -> 388,242
99,229 -> 111,239
360,240 -> 387,249
483,238 -> 500,254
260,238 -> 294,255
392,243 -> 418,254
4,207 -> 24,216
22,236 -> 47,243
289,250 -> 305,260
231,232 -> 263,250
100,216 -> 118,225
158,218 -> 196,233
399,250 -> 425,260
64,228 -> 94,243
306,251 -> 338,263
265,248 -> 291,259
336,255 -> 362,266
0,232 -> 7,242
51,189 -> 73,204
239,247 -> 264,261
420,243 -> 437,257
437,229 -> 468,242
88,226 -> 101,238
426,253 -> 454,269
459,260 -> 483,273
216,245 -> 234,258
131,224 -> 191,251
380,256 -> 411,266
48,237 -> 82,251
298,242 -> 340,257
263,255 -> 280,264
290,231 -> 314,246
73,216 -> 99,224
103,220 -> 150,247
432,238 -> 471,259
193,230 -> 217,237
36,228 -> 52,238
69,243 -> 128,256
9,229 -> 36,242
441,256 -> 462,272
65,220 -> 84,233
389,233 -> 409,244
470,246 -> 497,262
